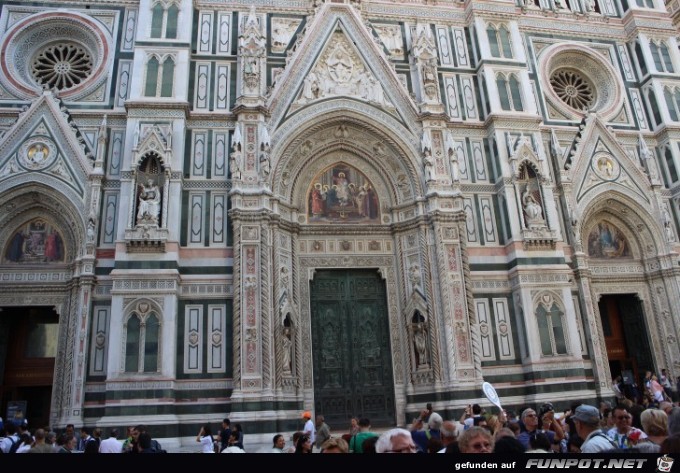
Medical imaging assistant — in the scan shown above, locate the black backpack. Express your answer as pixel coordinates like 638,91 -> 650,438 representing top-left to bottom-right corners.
8,436 -> 20,454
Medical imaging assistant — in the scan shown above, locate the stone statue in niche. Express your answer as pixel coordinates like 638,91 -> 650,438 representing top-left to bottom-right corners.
423,148 -> 435,182
522,185 -> 544,229
87,219 -> 96,243
282,326 -> 292,373
413,322 -> 429,368
137,179 -> 161,225
664,207 -> 675,242
409,264 -> 422,291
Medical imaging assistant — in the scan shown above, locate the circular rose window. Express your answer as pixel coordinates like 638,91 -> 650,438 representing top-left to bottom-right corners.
31,43 -> 94,90
550,69 -> 595,111
539,44 -> 623,121
0,12 -> 110,100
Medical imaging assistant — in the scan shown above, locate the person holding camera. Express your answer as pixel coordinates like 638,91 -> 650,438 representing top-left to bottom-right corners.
460,404 -> 484,431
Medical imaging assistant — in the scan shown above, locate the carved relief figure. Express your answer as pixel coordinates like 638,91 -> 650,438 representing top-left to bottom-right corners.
29,143 -> 47,165
587,221 -> 631,258
301,71 -> 320,102
375,25 -> 404,56
137,179 -> 161,225
271,18 -> 299,53
308,164 -> 379,223
293,33 -> 394,109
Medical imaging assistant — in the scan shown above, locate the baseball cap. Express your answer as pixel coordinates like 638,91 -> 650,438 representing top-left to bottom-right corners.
572,405 -> 600,425
301,411 -> 312,419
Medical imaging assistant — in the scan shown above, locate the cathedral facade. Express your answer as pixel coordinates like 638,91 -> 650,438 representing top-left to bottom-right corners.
0,0 -> 679,448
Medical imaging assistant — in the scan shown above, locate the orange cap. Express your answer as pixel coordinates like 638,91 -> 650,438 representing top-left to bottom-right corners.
302,411 -> 312,419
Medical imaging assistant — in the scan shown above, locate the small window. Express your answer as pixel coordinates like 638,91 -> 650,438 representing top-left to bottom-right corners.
499,26 -> 513,59
125,315 -> 140,372
651,43 -> 664,72
497,75 -> 511,110
124,308 -> 161,373
166,4 -> 179,39
665,146 -> 678,182
144,57 -> 159,97
486,24 -> 513,59
145,56 -> 174,97
509,75 -> 523,112
635,42 -> 648,76
496,73 -> 523,112
661,43 -> 674,73
160,57 -> 175,97
663,87 -> 678,122
487,26 -> 500,58
647,89 -> 663,126
151,3 -> 164,39
150,2 -> 179,39
536,301 -> 567,356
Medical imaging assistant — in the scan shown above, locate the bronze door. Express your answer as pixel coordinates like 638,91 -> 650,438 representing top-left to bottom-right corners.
310,269 -> 395,428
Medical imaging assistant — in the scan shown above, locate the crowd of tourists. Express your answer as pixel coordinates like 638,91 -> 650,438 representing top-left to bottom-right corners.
2,369 -> 680,453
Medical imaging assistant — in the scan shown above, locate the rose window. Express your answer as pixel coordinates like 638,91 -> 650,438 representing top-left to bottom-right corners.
31,43 -> 93,91
549,69 -> 595,111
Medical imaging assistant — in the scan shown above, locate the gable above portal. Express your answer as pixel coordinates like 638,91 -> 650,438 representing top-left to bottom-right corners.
291,32 -> 394,111
267,4 -> 418,131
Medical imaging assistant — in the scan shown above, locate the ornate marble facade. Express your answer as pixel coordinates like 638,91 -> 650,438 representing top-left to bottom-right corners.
0,0 -> 679,448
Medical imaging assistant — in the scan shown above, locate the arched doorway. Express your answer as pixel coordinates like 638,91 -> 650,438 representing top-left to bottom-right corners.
598,294 -> 653,399
0,306 -> 58,429
309,269 -> 396,428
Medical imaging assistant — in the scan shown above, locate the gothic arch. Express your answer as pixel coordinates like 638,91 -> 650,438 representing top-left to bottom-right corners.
577,191 -> 666,259
270,100 -> 423,209
0,182 -> 86,264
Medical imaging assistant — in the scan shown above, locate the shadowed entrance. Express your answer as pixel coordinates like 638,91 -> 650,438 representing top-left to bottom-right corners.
310,269 -> 395,428
0,307 -> 57,430
598,294 -> 654,399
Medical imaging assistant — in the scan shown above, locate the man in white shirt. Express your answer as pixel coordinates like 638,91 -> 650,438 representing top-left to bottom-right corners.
302,411 -> 316,445
99,429 -> 123,453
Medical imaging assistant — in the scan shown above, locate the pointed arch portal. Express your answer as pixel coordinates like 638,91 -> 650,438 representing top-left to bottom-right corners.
309,269 -> 396,428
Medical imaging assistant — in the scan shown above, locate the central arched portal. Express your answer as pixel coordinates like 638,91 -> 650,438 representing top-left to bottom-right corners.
598,294 -> 654,396
310,269 -> 396,428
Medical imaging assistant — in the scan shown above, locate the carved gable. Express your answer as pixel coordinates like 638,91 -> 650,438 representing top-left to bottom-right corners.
567,114 -> 651,209
0,90 -> 93,201
292,31 -> 394,111
267,4 -> 418,131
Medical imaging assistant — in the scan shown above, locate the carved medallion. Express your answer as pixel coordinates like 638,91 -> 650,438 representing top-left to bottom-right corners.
19,138 -> 57,170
